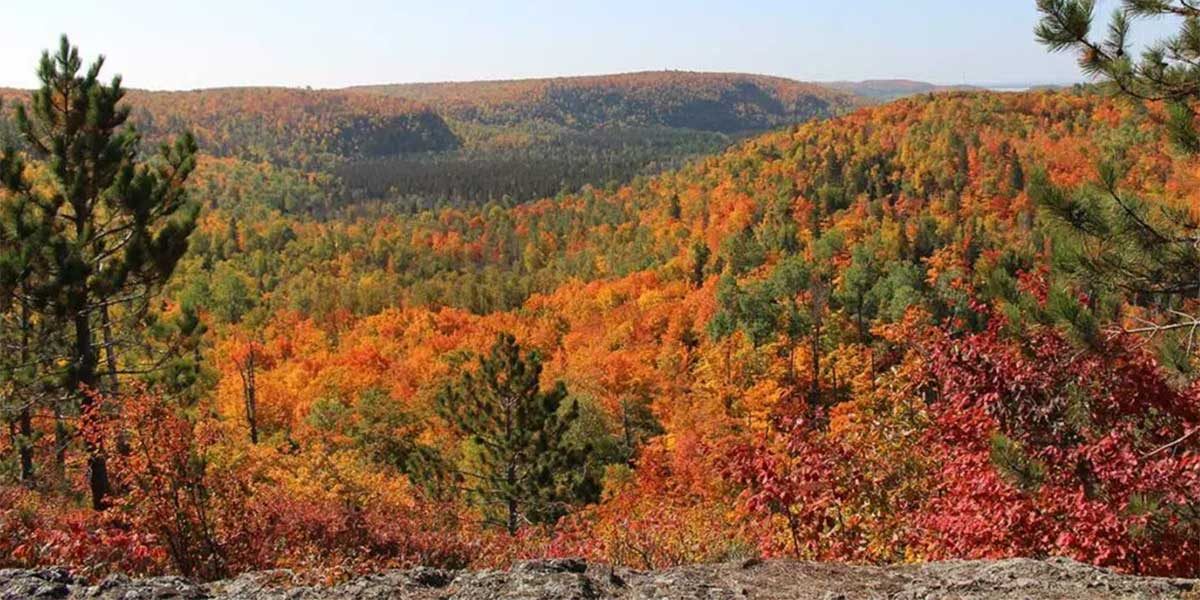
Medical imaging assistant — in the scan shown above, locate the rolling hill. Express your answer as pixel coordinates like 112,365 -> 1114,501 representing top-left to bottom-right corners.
145,88 -> 1200,576
7,67 -> 1200,578
3,71 -> 859,207
0,87 -> 461,168
820,79 -> 982,100
353,71 -> 857,137
126,88 -> 461,165
341,71 -> 857,203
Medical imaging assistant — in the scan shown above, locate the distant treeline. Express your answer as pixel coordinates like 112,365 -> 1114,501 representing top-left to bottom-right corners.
335,127 -> 731,207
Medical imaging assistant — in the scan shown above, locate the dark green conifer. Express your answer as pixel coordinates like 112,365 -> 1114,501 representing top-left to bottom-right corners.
0,36 -> 199,509
1035,2 -> 1200,364
436,333 -> 591,534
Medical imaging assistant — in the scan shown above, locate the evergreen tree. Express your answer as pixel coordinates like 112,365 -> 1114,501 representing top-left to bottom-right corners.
1036,0 -> 1200,153
835,243 -> 881,342
688,239 -> 710,288
1034,1 -> 1200,354
0,36 -> 199,509
436,333 -> 591,534
1008,152 -> 1025,196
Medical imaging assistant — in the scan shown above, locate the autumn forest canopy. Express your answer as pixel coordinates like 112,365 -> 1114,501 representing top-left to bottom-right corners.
4,0 -> 1200,583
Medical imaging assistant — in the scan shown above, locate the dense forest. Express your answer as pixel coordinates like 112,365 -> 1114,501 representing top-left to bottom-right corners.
3,71 -> 853,212
822,79 -> 983,101
355,71 -> 856,134
339,72 -> 856,206
2,0 -> 1200,585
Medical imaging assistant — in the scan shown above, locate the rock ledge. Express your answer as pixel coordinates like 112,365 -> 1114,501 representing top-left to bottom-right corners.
1,557 -> 1195,599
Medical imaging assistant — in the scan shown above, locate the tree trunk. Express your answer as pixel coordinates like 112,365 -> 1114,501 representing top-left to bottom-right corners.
100,305 -> 119,395
504,396 -> 517,535
239,346 -> 258,444
809,328 -> 821,408
17,406 -> 33,485
53,404 -> 67,476
506,462 -> 518,536
17,302 -> 34,485
74,309 -> 108,510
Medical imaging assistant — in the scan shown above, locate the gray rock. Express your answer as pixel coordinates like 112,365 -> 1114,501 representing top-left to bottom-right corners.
0,557 -> 1193,599
0,568 -> 74,600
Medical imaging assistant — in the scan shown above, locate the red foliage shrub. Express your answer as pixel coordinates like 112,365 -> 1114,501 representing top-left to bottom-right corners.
916,318 -> 1200,575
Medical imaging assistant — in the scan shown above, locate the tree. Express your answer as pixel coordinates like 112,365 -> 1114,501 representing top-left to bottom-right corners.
1035,0 -> 1200,152
1034,1 -> 1200,358
436,333 -> 589,534
0,36 -> 199,509
229,338 -> 264,444
688,239 -> 710,288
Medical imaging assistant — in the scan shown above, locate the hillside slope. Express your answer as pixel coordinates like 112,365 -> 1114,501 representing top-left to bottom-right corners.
338,71 -> 859,203
353,70 -> 857,135
0,87 -> 461,167
820,78 -> 982,100
7,88 -> 1200,580
4,71 -> 859,205
128,88 -> 461,164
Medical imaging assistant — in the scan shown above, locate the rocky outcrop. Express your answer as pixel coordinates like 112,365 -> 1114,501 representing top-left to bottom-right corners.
1,557 -> 1195,599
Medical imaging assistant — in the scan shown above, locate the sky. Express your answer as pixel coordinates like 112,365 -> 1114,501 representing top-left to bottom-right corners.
0,0 -> 1178,91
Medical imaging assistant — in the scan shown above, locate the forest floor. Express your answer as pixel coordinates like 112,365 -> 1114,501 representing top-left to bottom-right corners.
1,556 -> 1196,599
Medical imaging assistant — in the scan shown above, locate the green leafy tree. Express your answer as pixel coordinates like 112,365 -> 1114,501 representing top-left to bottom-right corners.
0,36 -> 199,509
689,238 -> 710,288
835,243 -> 881,342
309,387 -> 449,493
436,333 -> 591,534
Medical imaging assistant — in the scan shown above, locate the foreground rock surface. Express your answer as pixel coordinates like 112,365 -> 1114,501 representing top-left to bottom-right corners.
1,557 -> 1195,599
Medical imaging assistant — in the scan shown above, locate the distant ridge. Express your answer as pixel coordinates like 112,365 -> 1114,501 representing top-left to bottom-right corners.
0,86 -> 460,166
819,79 -> 982,100
350,70 -> 858,134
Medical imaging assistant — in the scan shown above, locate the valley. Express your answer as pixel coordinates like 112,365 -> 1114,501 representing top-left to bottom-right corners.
1,2 -> 1199,594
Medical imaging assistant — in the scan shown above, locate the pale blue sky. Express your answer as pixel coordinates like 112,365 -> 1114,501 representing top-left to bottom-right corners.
0,1 -> 1176,90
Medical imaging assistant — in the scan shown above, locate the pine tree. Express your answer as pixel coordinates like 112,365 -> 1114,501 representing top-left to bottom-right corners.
436,333 -> 589,534
0,103 -> 50,485
0,36 -> 199,509
1034,1 -> 1200,355
1008,152 -> 1025,197
1036,0 -> 1200,153
689,239 -> 710,288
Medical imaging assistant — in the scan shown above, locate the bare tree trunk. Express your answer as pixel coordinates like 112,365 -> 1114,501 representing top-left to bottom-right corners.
17,302 -> 34,485
238,345 -> 258,444
17,405 -> 33,486
53,404 -> 67,477
101,306 -> 119,395
809,325 -> 821,407
505,396 -> 517,535
74,308 -> 109,510
506,462 -> 518,535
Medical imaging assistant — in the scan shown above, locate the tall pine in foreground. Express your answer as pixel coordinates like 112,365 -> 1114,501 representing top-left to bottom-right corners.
1034,1 -> 1200,367
437,333 -> 590,534
0,36 -> 199,509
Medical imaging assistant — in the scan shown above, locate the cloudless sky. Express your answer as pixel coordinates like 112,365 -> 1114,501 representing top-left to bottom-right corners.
0,1 -> 1177,90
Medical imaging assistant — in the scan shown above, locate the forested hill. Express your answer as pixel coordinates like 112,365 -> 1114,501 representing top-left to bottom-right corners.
7,62 -> 1200,580
126,88 -> 461,165
353,71 -> 857,136
0,87 -> 461,168
339,71 -> 857,203
1,71 -> 859,207
820,79 -> 982,100
159,89 -> 1200,576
